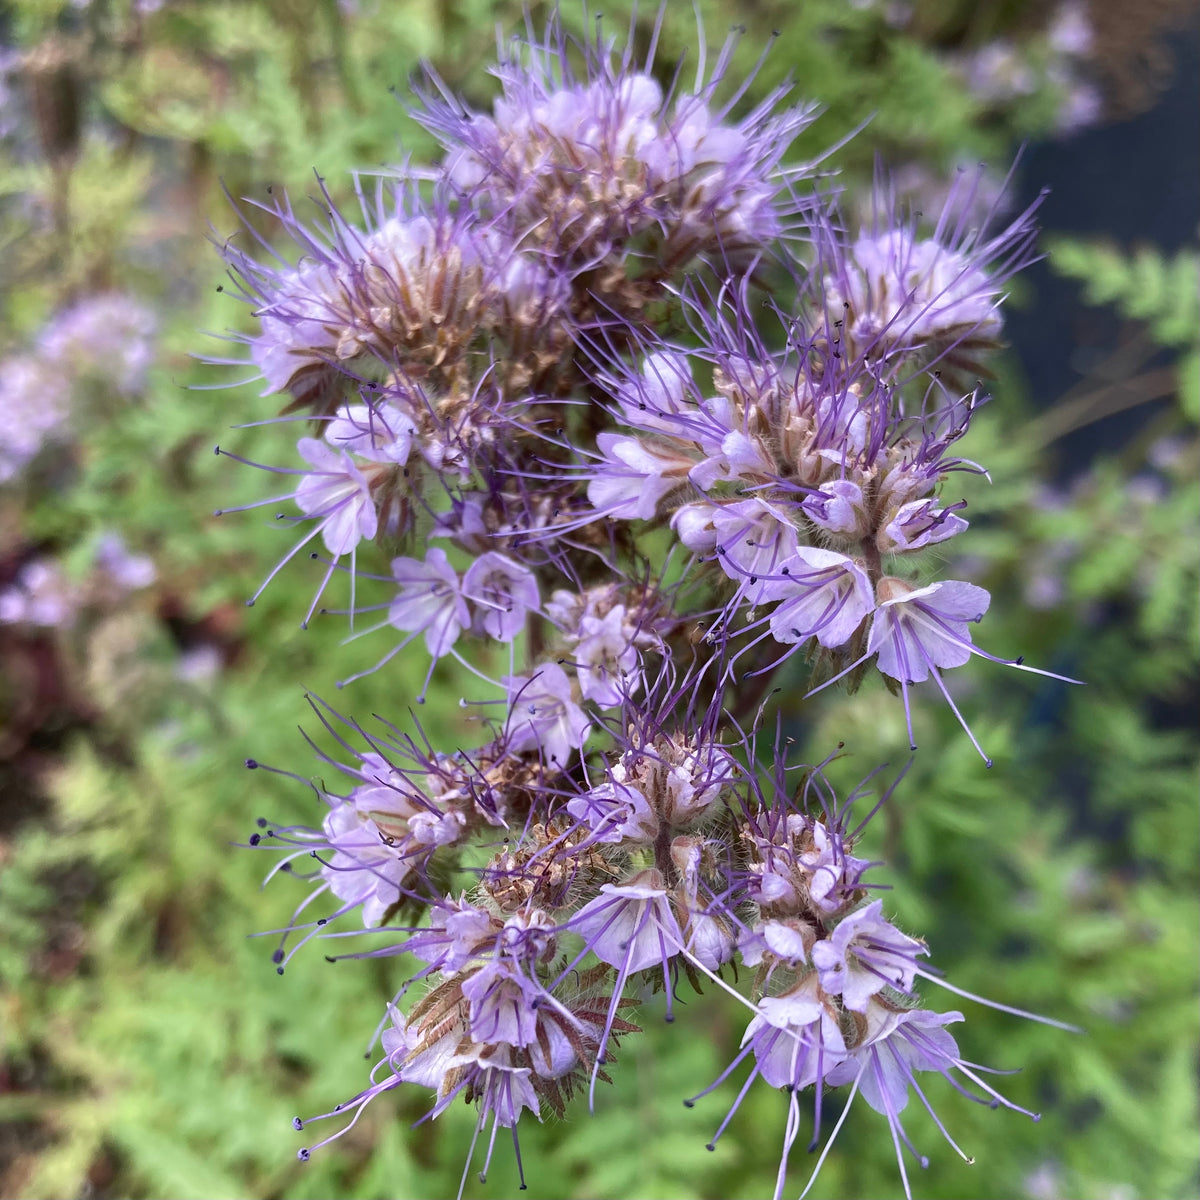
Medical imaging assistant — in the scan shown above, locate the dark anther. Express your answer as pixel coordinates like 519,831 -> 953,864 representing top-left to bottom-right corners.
215,285 -> 223,293
317,918 -> 327,926
272,949 -> 285,964
249,834 -> 261,846
297,1148 -> 309,1161
276,966 -> 285,975
310,552 -> 319,559
257,817 -> 268,827
245,758 -> 259,769
292,1117 -> 304,1130
683,1099 -> 694,1108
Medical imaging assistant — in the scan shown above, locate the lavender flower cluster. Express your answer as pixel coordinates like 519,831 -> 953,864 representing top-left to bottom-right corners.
0,293 -> 157,484
215,12 -> 1075,1196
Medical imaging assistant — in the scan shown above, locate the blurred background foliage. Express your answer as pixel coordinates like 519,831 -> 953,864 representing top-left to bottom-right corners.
0,1 -> 1196,1198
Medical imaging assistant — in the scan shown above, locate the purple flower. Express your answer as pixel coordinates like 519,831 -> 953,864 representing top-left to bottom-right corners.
570,869 -> 684,975
219,183 -> 508,416
294,437 -> 379,555
586,433 -> 695,520
765,548 -> 874,650
708,499 -> 801,605
810,900 -> 927,1010
801,478 -> 869,537
0,356 -> 70,483
817,171 -> 1043,386
877,497 -> 969,552
868,576 -> 989,682
503,663 -> 591,765
388,548 -> 469,658
461,960 -> 545,1048
418,12 -> 814,291
745,975 -> 848,1091
94,532 -> 157,591
573,604 -> 643,706
462,552 -> 539,643
566,779 -> 656,844
816,1002 -> 1041,1200
37,293 -> 157,395
0,559 -> 76,627
317,752 -> 466,927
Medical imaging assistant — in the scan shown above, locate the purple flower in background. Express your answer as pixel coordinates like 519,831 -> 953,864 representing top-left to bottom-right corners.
0,356 -> 70,483
0,559 -> 76,627
37,294 -> 157,396
94,533 -> 157,591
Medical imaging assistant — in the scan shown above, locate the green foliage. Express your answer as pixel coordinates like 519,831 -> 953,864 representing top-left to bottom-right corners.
1047,238 -> 1200,349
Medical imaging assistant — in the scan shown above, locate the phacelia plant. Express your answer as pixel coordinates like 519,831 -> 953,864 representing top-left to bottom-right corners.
211,9 -> 1077,1197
